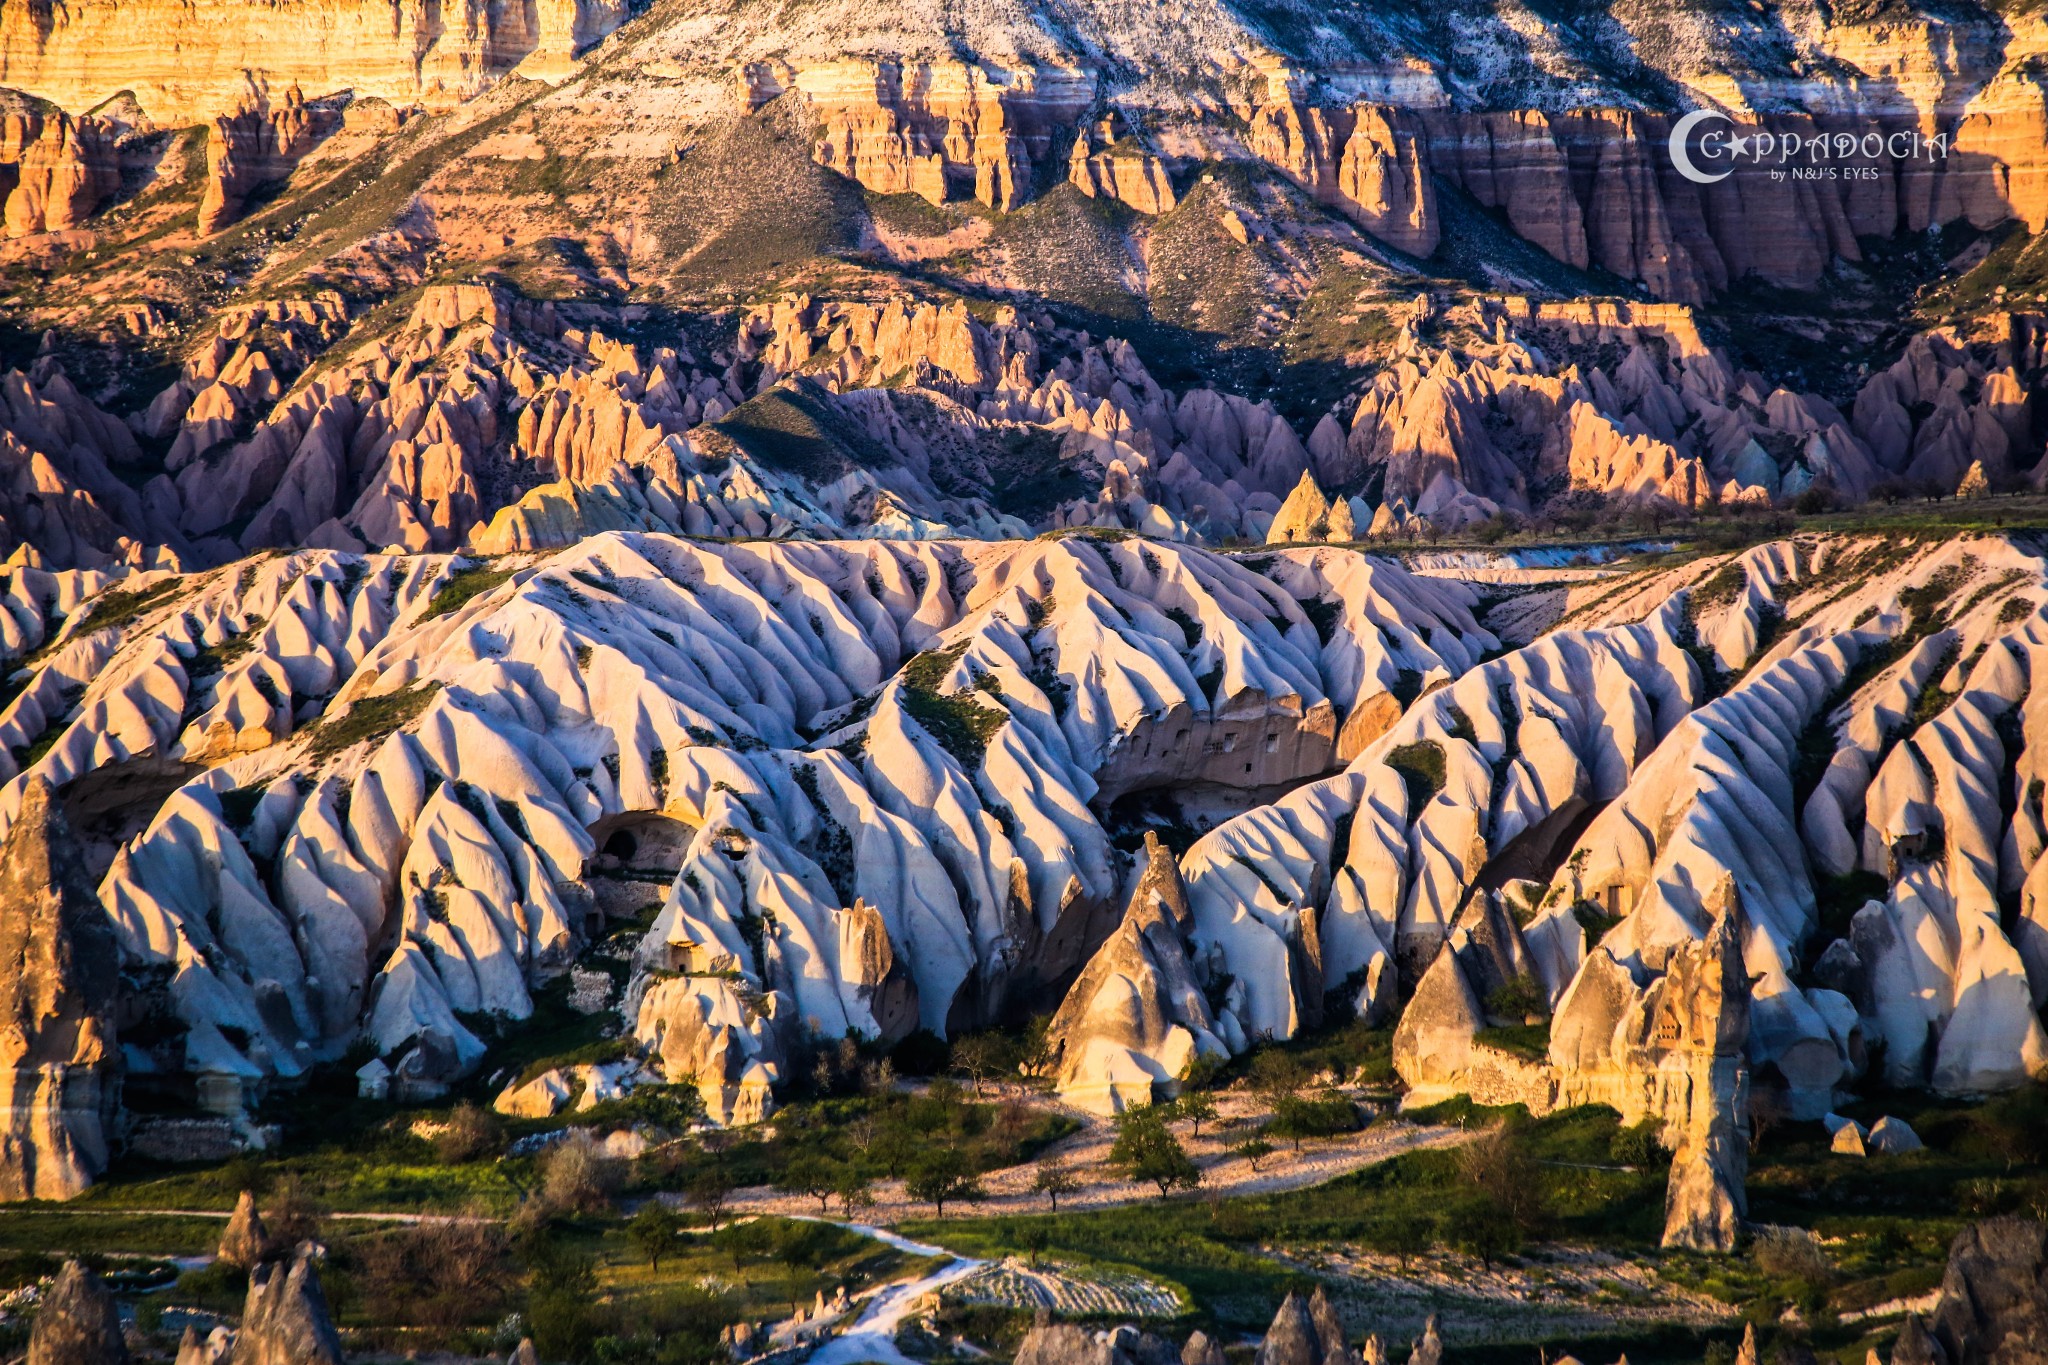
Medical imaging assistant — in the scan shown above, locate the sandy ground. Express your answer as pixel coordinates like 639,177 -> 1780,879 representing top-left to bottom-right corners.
721,1085 -> 1471,1224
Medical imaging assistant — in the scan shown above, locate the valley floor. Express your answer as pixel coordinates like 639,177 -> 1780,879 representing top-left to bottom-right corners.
716,1087 -> 1471,1224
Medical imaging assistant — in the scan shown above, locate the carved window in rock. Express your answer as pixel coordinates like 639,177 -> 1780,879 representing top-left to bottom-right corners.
1604,884 -> 1631,919
1654,1010 -> 1682,1049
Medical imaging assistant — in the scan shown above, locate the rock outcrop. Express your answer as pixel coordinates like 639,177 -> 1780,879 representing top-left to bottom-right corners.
0,777 -> 121,1200
1928,1218 -> 2048,1365
0,0 -> 631,123
231,1249 -> 346,1365
217,1188 -> 277,1268
26,1261 -> 128,1365
1015,1317 -> 1179,1365
198,86 -> 339,236
1254,1288 -> 1358,1365
1043,832 -> 1228,1113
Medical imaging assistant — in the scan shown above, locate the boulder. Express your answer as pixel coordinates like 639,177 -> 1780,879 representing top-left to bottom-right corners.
27,1260 -> 128,1365
175,1326 -> 232,1365
1868,1117 -> 1924,1155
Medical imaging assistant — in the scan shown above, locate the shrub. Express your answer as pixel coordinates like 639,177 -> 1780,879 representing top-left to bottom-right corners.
356,1216 -> 513,1330
1752,1225 -> 1834,1287
435,1102 -> 503,1163
539,1133 -> 625,1214
307,682 -> 442,760
1384,741 -> 1447,808
525,1242 -> 601,1362
1609,1119 -> 1666,1168
1485,973 -> 1548,1022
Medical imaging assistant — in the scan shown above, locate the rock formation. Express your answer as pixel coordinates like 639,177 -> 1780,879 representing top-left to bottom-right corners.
1255,1288 -> 1358,1365
1016,1318 -> 1180,1365
1927,1218 -> 2048,1365
0,776 -> 121,1200
198,86 -> 339,235
1069,115 -> 1176,215
26,1261 -> 129,1365
218,1188 -> 277,1268
1043,831 -> 1228,1113
231,1249 -> 346,1365
2,111 -> 118,236
0,0 -> 630,122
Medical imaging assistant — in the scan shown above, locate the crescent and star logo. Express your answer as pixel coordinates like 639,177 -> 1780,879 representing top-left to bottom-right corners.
1668,109 -> 1736,185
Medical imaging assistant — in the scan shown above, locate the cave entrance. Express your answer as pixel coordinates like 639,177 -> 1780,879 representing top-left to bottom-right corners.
583,811 -> 695,933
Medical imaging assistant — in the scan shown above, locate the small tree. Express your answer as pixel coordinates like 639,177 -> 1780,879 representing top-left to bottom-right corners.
1457,1125 -> 1547,1233
952,1035 -> 999,1099
1267,1092 -> 1361,1154
834,1163 -> 877,1219
1445,1197 -> 1521,1269
870,1121 -> 918,1178
687,1162 -> 736,1233
777,1152 -> 837,1215
1231,1138 -> 1275,1173
906,1149 -> 984,1218
1248,1051 -> 1304,1115
1377,1212 -> 1432,1268
1173,1091 -> 1219,1139
1109,1108 -> 1201,1196
628,1204 -> 684,1271
1032,1153 -> 1080,1213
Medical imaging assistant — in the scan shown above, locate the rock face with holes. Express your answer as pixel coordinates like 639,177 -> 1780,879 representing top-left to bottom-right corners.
0,777 -> 121,1202
1,517 -> 2047,1221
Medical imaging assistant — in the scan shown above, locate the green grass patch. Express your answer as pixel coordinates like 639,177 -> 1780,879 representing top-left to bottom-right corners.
306,682 -> 442,760
422,564 -> 517,621
899,641 -> 1008,768
0,1209 -> 224,1257
1474,1022 -> 1551,1062
1384,741 -> 1447,810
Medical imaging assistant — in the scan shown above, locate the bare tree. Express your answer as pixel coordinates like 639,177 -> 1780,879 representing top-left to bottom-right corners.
1032,1153 -> 1080,1213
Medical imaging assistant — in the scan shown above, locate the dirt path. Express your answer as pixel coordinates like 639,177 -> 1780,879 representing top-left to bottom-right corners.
25,1208 -> 493,1224
725,1089 -> 1473,1224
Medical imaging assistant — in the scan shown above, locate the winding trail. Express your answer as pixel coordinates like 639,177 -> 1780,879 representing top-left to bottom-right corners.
803,1224 -> 987,1365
